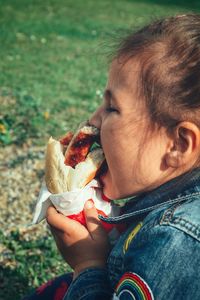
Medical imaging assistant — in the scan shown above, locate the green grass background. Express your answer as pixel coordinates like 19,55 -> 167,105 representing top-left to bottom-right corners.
1,0 -> 200,299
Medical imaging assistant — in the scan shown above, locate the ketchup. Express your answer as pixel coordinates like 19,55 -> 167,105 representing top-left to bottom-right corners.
64,132 -> 97,167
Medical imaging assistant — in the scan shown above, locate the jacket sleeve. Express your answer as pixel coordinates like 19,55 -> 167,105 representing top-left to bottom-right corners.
64,267 -> 113,300
64,221 -> 200,299
115,223 -> 200,300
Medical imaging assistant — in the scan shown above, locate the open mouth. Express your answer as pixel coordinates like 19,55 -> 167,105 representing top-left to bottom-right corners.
96,160 -> 108,186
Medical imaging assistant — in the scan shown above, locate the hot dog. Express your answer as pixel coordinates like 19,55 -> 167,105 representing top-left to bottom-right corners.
45,122 -> 105,193
36,122 -> 123,236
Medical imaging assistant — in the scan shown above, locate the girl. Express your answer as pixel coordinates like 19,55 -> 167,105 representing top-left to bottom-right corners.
23,14 -> 200,300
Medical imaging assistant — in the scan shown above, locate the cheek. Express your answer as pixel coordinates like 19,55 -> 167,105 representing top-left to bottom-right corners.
101,119 -> 141,165
101,125 -> 125,162
104,138 -> 140,182
137,141 -> 164,184
101,120 -> 119,149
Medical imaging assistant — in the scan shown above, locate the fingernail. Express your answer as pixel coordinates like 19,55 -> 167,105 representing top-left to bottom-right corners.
85,199 -> 94,209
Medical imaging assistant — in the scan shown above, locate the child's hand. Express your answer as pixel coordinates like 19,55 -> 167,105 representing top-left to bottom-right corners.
46,200 -> 110,279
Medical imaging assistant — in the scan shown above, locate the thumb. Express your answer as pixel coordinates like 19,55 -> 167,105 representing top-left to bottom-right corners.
84,200 -> 105,237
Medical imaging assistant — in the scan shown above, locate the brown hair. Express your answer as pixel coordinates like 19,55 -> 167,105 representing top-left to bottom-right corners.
114,14 -> 200,132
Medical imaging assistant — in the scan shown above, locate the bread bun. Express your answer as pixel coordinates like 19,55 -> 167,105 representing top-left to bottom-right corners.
45,137 -> 71,193
68,148 -> 104,190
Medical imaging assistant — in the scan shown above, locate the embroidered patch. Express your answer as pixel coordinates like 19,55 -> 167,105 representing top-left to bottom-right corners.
123,222 -> 142,254
114,272 -> 154,300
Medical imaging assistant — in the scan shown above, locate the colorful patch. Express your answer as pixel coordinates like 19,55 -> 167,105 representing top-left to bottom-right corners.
114,272 -> 154,300
123,222 -> 142,254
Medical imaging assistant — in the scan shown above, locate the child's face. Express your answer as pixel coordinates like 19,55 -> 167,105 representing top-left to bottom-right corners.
89,59 -> 171,199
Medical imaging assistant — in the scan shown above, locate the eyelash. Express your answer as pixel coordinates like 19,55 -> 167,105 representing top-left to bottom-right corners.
106,107 -> 116,112
103,90 -> 118,113
105,106 -> 117,113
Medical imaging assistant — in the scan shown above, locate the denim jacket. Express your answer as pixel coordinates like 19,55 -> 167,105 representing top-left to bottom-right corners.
64,169 -> 200,300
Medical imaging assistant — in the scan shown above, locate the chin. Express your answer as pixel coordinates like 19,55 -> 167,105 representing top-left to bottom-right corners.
103,189 -> 116,201
100,173 -> 112,198
102,187 -> 114,200
100,173 -> 119,200
101,173 -> 141,200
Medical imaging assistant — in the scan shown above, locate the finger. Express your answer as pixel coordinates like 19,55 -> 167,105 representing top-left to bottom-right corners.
49,225 -> 62,247
84,200 -> 105,237
46,206 -> 78,233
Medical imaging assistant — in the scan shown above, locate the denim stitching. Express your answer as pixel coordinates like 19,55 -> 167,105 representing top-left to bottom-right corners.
100,192 -> 200,223
160,203 -> 180,224
171,216 -> 200,240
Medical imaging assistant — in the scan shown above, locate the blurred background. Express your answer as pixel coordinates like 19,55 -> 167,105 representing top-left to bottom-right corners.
1,1 -> 200,299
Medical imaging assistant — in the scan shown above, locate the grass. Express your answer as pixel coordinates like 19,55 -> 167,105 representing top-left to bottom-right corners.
1,0 -> 200,299
0,229 -> 71,299
1,0 -> 200,146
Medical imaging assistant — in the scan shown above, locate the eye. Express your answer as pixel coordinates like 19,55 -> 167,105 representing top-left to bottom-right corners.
105,106 -> 117,113
103,89 -> 118,113
105,99 -> 118,113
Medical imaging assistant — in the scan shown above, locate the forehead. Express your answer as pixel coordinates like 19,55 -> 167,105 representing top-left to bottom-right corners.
107,58 -> 150,125
107,58 -> 141,93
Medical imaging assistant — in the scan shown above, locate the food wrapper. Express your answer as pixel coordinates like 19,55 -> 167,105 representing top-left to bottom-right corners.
32,179 -> 121,243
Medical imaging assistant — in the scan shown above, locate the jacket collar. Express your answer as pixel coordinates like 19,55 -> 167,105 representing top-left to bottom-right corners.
100,168 -> 200,224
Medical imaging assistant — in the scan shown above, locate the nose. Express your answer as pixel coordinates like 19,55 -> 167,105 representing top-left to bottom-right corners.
88,106 -> 102,129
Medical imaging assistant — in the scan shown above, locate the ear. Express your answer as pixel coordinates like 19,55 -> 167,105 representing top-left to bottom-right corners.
165,122 -> 200,169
